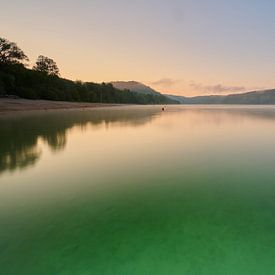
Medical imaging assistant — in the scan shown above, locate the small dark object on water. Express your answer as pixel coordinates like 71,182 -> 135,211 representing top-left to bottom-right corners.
162,107 -> 165,111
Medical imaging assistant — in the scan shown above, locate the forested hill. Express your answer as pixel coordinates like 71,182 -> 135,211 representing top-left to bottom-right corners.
0,37 -> 177,105
0,64 -> 177,104
111,81 -> 161,95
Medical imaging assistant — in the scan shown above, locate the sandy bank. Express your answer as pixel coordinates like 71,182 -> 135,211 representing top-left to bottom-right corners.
0,98 -> 123,114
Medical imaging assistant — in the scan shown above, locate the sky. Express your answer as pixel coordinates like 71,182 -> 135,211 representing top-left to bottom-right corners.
1,0 -> 275,96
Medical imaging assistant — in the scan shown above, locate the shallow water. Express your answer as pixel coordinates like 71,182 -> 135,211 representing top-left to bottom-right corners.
1,105 -> 275,274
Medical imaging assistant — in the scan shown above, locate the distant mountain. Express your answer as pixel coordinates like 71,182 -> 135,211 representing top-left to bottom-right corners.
111,81 -> 161,95
164,94 -> 186,104
111,81 -> 275,105
166,89 -> 275,104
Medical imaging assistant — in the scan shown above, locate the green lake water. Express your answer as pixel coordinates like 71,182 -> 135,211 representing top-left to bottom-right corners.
1,105 -> 275,274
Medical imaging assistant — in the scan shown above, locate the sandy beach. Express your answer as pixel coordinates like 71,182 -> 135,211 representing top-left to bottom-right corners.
0,98 -> 122,114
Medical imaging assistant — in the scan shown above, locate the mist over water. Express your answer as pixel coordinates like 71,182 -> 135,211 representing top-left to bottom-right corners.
1,106 -> 275,274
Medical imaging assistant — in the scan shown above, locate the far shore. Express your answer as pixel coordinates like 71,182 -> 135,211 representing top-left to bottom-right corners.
0,98 -> 124,115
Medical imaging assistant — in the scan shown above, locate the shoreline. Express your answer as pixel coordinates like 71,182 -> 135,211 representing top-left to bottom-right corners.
0,98 -> 124,115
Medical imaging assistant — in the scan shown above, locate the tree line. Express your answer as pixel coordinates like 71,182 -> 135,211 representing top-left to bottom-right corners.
0,37 -> 178,104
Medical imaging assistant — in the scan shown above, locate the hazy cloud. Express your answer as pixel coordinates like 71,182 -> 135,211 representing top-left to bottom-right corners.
189,82 -> 247,94
151,78 -> 180,87
150,78 -> 258,96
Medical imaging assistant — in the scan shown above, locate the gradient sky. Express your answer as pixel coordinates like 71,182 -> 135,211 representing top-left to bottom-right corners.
1,0 -> 275,96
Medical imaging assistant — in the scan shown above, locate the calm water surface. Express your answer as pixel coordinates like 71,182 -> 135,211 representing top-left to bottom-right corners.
1,105 -> 275,274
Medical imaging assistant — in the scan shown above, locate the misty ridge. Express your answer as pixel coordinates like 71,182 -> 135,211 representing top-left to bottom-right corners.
165,89 -> 275,104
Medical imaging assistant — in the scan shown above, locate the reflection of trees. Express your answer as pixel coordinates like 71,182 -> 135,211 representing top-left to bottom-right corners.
42,130 -> 67,152
2,105 -> 275,174
1,146 -> 41,172
0,122 -> 42,173
0,107 -> 162,173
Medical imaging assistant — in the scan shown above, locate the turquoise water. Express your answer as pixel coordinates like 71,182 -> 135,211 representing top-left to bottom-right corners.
1,106 -> 275,274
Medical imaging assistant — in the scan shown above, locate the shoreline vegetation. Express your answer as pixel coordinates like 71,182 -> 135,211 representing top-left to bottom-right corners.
1,37 -> 275,108
0,37 -> 178,106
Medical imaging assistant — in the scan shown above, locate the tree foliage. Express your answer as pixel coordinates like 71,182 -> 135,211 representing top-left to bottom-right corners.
0,63 -> 177,103
0,37 -> 29,65
0,37 -> 178,104
33,55 -> 60,76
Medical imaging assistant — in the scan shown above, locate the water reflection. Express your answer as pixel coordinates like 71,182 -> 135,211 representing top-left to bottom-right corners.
2,105 -> 275,174
1,146 -> 41,173
2,106 -> 275,274
0,107 -> 162,174
167,105 -> 275,122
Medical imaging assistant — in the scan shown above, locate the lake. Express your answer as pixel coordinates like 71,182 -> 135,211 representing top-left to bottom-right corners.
1,105 -> 275,274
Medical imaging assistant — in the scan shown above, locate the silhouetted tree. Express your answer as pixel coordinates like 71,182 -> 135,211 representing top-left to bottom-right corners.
33,55 -> 60,76
0,37 -> 29,65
